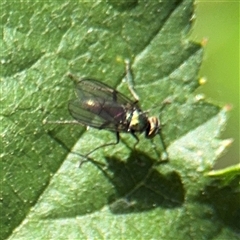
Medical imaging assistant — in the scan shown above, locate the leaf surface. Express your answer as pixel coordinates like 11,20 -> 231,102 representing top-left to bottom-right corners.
1,1 -> 238,239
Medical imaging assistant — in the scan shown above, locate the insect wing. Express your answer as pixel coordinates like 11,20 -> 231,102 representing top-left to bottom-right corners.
68,79 -> 135,132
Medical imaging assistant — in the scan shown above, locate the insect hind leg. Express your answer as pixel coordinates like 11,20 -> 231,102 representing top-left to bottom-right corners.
78,132 -> 120,167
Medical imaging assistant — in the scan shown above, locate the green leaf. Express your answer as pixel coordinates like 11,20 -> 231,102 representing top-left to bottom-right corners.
1,1 -> 238,239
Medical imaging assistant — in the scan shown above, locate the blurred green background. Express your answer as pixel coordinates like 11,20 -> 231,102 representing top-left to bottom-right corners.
190,1 -> 239,168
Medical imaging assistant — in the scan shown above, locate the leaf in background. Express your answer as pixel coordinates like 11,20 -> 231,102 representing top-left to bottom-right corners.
1,0 -> 238,239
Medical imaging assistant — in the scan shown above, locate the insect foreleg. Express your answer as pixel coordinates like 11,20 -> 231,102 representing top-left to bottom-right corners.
124,59 -> 140,102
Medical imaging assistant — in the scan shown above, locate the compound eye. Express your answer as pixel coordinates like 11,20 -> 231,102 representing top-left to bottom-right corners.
146,117 -> 160,138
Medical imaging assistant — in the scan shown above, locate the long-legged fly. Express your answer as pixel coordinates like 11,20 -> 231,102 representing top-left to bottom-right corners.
44,63 -> 168,162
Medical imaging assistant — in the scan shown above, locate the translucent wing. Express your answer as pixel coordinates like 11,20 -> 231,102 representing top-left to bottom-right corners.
68,79 -> 136,132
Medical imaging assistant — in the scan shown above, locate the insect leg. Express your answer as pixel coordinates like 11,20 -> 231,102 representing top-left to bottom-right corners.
84,132 -> 120,157
43,119 -> 82,125
158,129 -> 168,161
71,132 -> 121,167
157,99 -> 172,161
124,59 -> 140,102
130,130 -> 140,149
66,72 -> 79,83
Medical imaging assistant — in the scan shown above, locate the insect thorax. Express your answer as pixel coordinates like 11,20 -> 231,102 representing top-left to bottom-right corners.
126,109 -> 149,133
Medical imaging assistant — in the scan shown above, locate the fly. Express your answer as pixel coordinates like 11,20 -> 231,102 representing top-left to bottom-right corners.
44,62 -> 168,163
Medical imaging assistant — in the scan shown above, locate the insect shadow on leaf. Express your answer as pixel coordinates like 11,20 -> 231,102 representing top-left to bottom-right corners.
103,150 -> 184,214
